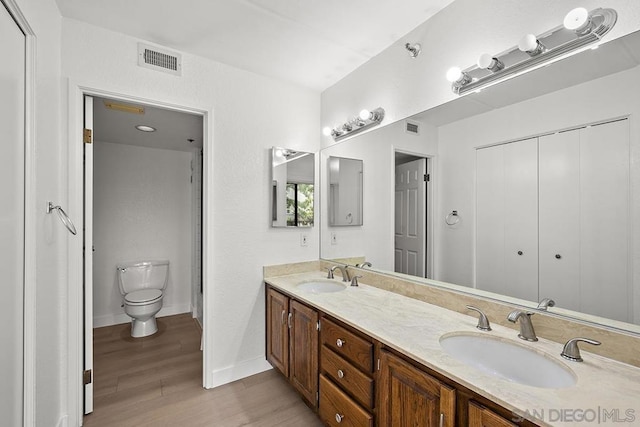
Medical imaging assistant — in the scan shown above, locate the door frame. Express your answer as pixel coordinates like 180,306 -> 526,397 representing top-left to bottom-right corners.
66,81 -> 213,425
2,0 -> 36,425
392,148 -> 434,279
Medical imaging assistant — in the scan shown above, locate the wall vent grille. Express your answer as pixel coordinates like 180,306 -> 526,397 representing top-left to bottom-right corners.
138,43 -> 182,76
405,120 -> 420,135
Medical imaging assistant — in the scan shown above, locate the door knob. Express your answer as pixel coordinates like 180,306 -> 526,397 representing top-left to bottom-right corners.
517,251 -> 523,256
555,254 -> 562,259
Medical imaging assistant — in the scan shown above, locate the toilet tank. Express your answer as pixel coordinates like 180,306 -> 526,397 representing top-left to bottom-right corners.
117,260 -> 169,295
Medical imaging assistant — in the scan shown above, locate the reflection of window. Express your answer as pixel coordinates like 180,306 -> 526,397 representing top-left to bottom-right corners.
286,183 -> 314,227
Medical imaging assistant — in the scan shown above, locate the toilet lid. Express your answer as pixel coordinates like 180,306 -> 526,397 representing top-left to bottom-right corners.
125,289 -> 163,304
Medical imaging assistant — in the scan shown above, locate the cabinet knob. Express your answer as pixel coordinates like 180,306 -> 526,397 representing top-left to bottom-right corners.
337,369 -> 344,379
517,251 -> 523,256
555,254 -> 562,259
335,413 -> 344,423
336,338 -> 345,348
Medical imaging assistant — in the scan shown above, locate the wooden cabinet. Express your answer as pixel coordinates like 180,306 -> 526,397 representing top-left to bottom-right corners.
265,287 -> 318,409
469,401 -> 517,427
319,317 -> 376,425
378,349 -> 456,427
289,300 -> 319,406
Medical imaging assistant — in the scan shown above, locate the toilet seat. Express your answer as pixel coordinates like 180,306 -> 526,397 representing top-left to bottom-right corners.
125,289 -> 163,306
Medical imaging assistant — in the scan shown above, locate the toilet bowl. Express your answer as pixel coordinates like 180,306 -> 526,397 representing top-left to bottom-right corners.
117,260 -> 169,338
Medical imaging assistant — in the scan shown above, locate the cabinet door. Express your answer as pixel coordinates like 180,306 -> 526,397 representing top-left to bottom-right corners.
266,288 -> 289,377
290,300 -> 319,408
378,350 -> 455,427
469,401 -> 516,427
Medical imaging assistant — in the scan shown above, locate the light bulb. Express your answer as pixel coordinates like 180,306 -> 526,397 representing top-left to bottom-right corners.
322,126 -> 332,136
359,109 -> 372,121
518,34 -> 538,52
564,7 -> 589,31
446,67 -> 463,83
477,53 -> 504,72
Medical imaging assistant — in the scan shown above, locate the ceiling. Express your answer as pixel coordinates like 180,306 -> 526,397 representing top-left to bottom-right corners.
93,97 -> 203,152
55,0 -> 455,91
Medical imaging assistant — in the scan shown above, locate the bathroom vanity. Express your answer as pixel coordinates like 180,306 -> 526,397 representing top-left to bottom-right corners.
264,269 -> 640,427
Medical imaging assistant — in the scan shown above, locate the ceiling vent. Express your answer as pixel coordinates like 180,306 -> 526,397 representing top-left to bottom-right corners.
405,120 -> 420,135
138,43 -> 182,76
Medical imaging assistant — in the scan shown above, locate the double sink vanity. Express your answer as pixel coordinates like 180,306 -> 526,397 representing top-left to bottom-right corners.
264,263 -> 640,427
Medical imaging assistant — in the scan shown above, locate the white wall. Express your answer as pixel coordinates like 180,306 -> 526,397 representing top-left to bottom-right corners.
321,0 -> 640,143
436,65 -> 640,324
93,141 -> 193,327
320,119 -> 437,269
61,17 -> 321,396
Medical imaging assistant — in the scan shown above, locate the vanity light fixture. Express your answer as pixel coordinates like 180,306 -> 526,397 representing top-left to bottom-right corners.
135,125 -> 156,132
325,107 -> 385,141
405,42 -> 422,58
446,7 -> 617,95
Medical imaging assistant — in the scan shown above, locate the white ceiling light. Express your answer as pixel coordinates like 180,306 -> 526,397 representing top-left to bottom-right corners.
135,125 -> 156,132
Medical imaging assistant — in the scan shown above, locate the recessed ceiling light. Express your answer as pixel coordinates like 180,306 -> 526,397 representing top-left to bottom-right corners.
135,125 -> 156,132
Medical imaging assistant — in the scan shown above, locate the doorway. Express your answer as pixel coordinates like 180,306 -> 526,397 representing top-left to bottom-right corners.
67,87 -> 210,421
394,152 -> 432,279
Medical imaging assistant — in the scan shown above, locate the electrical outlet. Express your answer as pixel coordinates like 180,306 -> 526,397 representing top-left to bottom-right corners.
331,232 -> 337,245
300,233 -> 309,247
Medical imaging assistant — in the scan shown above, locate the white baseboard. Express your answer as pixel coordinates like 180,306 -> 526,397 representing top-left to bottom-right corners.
93,303 -> 191,328
207,357 -> 273,389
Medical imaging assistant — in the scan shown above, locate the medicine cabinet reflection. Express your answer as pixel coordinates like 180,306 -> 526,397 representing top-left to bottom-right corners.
328,156 -> 363,226
271,147 -> 315,228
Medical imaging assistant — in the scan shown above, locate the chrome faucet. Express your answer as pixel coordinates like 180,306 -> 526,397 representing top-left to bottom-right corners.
537,298 -> 556,311
356,261 -> 372,268
507,310 -> 538,341
466,305 -> 491,331
561,337 -> 601,362
330,265 -> 350,282
326,267 -> 335,279
350,275 -> 362,287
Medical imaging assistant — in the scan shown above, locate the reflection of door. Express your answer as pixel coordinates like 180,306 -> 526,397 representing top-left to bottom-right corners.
83,95 -> 95,413
395,158 -> 426,277
0,3 -> 25,424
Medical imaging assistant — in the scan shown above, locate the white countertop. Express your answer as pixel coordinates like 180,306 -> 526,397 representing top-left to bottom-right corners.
265,271 -> 640,427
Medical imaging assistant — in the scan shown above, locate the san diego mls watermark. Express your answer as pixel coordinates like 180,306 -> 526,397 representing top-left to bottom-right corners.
513,407 -> 636,424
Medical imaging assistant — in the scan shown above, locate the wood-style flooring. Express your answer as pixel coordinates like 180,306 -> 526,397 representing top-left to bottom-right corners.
84,313 -> 322,427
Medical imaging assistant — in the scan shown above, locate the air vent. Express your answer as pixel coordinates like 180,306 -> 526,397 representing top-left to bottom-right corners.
405,120 -> 420,135
138,43 -> 182,76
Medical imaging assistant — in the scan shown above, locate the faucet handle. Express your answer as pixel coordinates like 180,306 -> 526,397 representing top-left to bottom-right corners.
537,298 -> 556,310
326,267 -> 335,279
466,305 -> 491,331
561,337 -> 601,362
350,275 -> 362,287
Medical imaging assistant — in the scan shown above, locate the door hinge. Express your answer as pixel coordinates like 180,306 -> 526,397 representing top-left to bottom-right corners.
424,173 -> 430,182
83,128 -> 93,144
83,369 -> 92,385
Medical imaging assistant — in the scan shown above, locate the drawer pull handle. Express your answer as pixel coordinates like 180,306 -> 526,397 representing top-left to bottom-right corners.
337,369 -> 344,379
439,413 -> 444,427
336,338 -> 345,348
335,413 -> 344,423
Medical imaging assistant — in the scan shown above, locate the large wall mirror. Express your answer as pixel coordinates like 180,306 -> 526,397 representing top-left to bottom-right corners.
320,29 -> 640,334
271,147 -> 315,227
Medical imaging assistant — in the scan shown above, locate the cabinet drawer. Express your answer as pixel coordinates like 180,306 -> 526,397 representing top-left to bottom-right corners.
321,318 -> 373,373
319,374 -> 373,427
321,346 -> 374,410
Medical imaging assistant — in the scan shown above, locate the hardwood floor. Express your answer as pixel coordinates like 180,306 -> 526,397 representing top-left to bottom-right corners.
85,313 -> 323,427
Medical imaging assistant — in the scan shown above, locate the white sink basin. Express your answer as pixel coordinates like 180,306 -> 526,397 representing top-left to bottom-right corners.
296,280 -> 347,294
440,333 -> 576,388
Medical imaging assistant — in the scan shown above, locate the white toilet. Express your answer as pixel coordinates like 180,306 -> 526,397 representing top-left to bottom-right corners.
117,260 -> 169,338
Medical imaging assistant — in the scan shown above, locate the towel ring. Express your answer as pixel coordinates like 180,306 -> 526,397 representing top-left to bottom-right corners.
47,202 -> 77,235
445,210 -> 460,226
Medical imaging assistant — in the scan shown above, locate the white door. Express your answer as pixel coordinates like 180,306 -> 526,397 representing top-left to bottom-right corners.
394,158 -> 426,277
84,95 -> 94,414
476,139 -> 538,301
0,3 -> 25,425
539,130 -> 583,312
